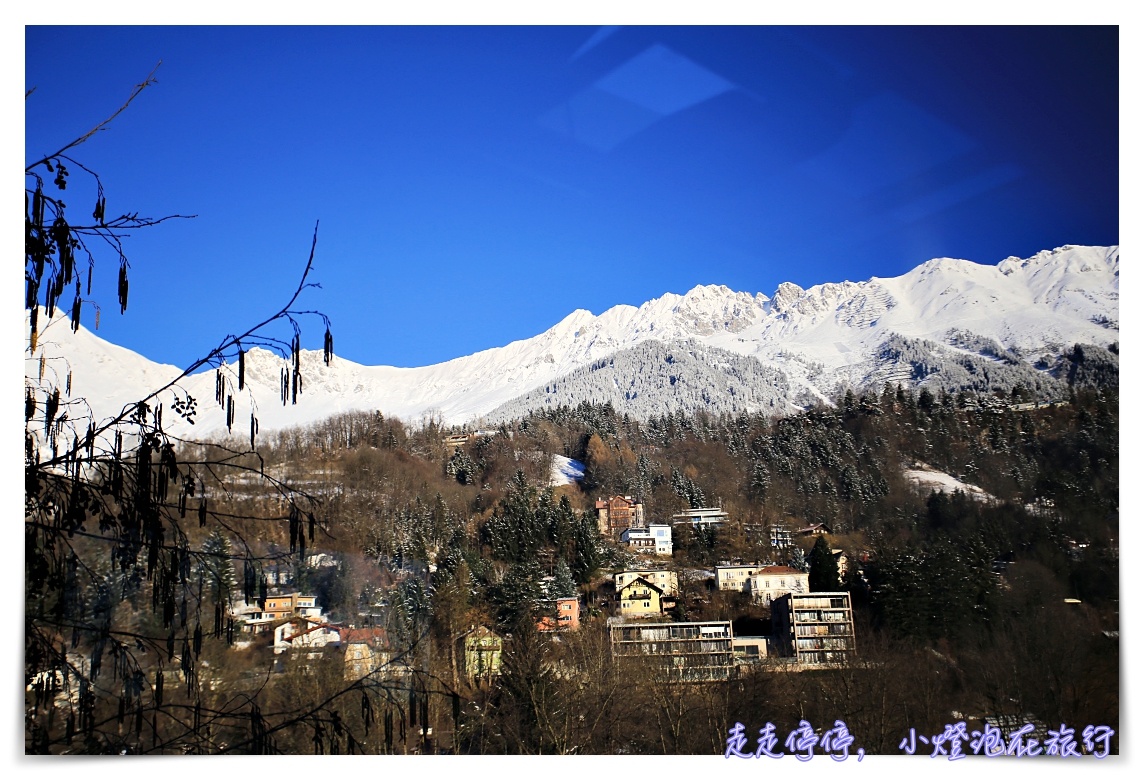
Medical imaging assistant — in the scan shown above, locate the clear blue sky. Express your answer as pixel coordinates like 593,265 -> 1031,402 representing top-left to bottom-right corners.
25,25 -> 1119,370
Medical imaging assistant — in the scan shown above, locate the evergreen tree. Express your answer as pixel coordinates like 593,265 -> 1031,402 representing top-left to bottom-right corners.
808,536 -> 839,591
570,510 -> 601,585
551,559 -> 577,599
787,546 -> 809,572
749,459 -> 770,501
490,559 -> 544,629
201,529 -> 237,605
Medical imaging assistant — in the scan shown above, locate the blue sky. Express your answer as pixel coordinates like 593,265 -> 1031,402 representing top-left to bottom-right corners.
25,25 -> 1119,370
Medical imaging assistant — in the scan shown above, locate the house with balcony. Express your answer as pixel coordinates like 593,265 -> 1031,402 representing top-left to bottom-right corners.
614,569 -> 679,597
620,523 -> 673,556
241,592 -> 325,634
796,523 -> 832,537
617,577 -> 669,618
772,592 -> 856,667
608,618 -> 736,681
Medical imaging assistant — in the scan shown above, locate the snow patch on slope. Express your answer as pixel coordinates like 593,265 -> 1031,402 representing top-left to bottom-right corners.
550,455 -> 585,487
903,465 -> 995,502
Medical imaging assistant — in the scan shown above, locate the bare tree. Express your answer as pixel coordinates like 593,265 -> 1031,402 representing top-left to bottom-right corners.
20,69 -> 419,755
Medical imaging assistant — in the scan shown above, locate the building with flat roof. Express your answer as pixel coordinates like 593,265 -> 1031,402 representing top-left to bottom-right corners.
608,619 -> 735,681
772,592 -> 856,667
538,596 -> 581,632
715,563 -> 768,592
671,507 -> 728,527
620,523 -> 673,556
769,524 -> 794,549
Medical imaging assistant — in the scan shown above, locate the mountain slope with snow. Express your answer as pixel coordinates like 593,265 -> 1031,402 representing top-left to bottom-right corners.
26,244 -> 1118,436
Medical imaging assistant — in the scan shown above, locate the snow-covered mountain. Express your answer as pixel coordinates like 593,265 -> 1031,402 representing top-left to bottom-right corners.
26,244 -> 1119,437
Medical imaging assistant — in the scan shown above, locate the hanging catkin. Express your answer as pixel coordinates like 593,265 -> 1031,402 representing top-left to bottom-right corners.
71,291 -> 81,333
118,261 -> 129,313
238,348 -> 245,391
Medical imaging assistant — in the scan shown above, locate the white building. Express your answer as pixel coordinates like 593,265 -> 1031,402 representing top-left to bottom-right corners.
715,563 -> 768,592
272,618 -> 341,654
746,565 -> 809,606
620,523 -> 673,556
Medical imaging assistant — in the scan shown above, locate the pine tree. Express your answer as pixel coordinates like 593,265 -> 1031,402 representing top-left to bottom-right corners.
749,460 -> 770,501
570,510 -> 601,585
201,529 -> 237,605
552,559 -> 577,599
808,536 -> 839,591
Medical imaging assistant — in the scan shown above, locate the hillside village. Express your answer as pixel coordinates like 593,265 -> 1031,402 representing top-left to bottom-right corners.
223,501 -> 854,683
45,379 -> 1107,755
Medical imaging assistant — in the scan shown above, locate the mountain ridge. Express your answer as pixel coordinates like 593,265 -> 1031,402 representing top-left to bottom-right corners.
25,244 -> 1119,435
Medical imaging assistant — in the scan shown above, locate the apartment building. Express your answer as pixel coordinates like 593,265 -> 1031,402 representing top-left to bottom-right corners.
772,592 -> 856,667
671,507 -> 729,527
608,619 -> 735,681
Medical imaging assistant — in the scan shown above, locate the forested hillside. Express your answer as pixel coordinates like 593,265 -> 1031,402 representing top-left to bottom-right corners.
181,378 -> 1115,754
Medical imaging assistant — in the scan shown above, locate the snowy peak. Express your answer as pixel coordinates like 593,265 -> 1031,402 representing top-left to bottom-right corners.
672,284 -> 761,335
27,245 -> 1119,433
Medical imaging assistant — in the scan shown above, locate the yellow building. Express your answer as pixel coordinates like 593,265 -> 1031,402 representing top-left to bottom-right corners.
614,569 -> 679,596
618,577 -> 666,618
457,625 -> 504,682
